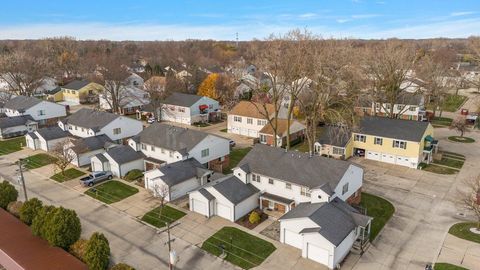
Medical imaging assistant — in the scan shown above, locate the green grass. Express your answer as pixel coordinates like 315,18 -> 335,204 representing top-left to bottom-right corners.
427,95 -> 467,112
442,151 -> 465,159
434,263 -> 469,270
422,164 -> 459,175
141,205 -> 186,228
223,147 -> 252,174
201,226 -> 276,269
432,117 -> 453,127
50,168 -> 85,182
85,181 -> 139,204
290,140 -> 310,153
448,222 -> 480,244
360,193 -> 395,241
193,122 -> 210,127
23,153 -> 57,169
434,156 -> 464,169
0,137 -> 26,156
448,136 -> 475,143
124,169 -> 143,182
220,128 -> 228,133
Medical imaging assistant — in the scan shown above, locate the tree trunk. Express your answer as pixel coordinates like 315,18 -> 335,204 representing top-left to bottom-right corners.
285,94 -> 295,150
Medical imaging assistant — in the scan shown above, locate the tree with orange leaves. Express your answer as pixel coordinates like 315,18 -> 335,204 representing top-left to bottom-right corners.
197,73 -> 219,99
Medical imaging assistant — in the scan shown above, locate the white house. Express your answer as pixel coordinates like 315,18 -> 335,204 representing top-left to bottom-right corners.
91,145 -> 144,177
3,96 -> 67,126
188,175 -> 260,222
99,85 -> 149,115
59,108 -> 143,143
227,101 -> 273,138
144,158 -> 212,202
372,92 -> 425,121
0,115 -> 38,139
66,135 -> 116,167
25,126 -> 69,151
128,123 -> 230,172
159,92 -> 220,125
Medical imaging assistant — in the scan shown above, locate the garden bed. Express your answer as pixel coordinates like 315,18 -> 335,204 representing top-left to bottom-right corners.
448,136 -> 475,143
235,209 -> 268,230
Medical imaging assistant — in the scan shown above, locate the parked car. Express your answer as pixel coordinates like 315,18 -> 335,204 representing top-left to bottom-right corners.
80,171 -> 113,187
229,140 -> 236,148
147,117 -> 155,124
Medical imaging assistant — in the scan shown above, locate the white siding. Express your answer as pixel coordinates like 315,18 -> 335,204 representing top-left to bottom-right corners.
99,117 -> 143,142
188,135 -> 230,165
234,193 -> 259,221
333,230 -> 357,268
169,178 -> 201,201
189,191 -> 211,217
112,158 -> 144,177
333,165 -> 363,202
139,143 -> 184,164
302,233 -> 336,269
227,114 -> 266,138
7,101 -> 66,122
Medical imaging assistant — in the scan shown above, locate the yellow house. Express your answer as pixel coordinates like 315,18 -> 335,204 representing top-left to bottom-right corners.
315,117 -> 438,169
45,86 -> 64,102
61,80 -> 104,104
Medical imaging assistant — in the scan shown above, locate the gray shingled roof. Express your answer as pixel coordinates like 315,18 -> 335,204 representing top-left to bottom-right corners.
3,96 -> 42,112
237,144 -> 354,190
317,126 -> 351,148
63,80 -> 90,90
106,145 -> 144,165
71,135 -> 113,153
94,153 -> 108,163
212,176 -> 259,205
198,188 -> 215,201
0,115 -> 35,129
36,127 -> 69,141
357,116 -> 430,142
163,92 -> 204,107
65,108 -> 119,131
158,158 -> 210,187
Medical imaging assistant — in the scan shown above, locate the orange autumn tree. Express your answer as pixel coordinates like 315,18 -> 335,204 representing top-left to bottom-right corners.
197,73 -> 219,99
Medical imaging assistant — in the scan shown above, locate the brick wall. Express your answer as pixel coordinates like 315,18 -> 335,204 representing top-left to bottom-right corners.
208,155 -> 230,173
346,188 -> 362,205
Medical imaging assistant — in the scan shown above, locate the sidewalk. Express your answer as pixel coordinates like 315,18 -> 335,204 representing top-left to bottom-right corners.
436,234 -> 480,270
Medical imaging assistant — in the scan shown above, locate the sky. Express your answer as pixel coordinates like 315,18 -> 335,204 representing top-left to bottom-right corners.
0,0 -> 479,41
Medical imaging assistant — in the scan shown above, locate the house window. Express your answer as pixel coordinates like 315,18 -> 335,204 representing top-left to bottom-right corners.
259,134 -> 267,143
141,144 -> 147,150
234,116 -> 242,122
151,146 -> 155,152
178,107 -> 185,113
252,174 -> 260,182
286,183 -> 291,189
385,104 -> 391,110
113,128 -> 121,135
332,147 -> 344,155
268,178 -> 274,185
409,106 -> 417,111
81,128 -> 84,132
69,126 -> 72,130
374,137 -> 383,145
37,110 -> 46,116
74,126 -> 78,131
169,151 -> 174,157
393,140 -> 407,149
300,187 -> 311,197
257,119 -> 266,126
201,148 -> 209,157
342,183 -> 349,195
397,105 -> 404,111
247,118 -> 253,124
354,134 -> 366,142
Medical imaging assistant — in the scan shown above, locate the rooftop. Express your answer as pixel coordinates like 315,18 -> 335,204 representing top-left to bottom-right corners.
64,108 -> 120,131
62,80 -> 91,90
356,116 -> 430,142
3,95 -> 42,112
163,92 -> 210,107
229,101 -> 275,119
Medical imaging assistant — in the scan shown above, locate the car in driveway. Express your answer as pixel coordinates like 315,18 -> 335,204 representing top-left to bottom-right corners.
80,171 -> 113,187
229,140 -> 236,148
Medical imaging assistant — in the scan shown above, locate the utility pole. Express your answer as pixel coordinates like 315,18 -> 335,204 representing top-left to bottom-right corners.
17,158 -> 28,201
159,222 -> 178,270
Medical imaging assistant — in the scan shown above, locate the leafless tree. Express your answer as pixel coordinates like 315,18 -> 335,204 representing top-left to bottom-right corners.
458,175 -> 480,229
144,76 -> 168,121
51,138 -> 78,176
450,116 -> 470,137
151,184 -> 170,226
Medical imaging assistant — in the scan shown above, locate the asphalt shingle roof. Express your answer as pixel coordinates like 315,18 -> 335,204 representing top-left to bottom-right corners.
317,126 -> 351,148
198,188 -> 215,201
212,175 -> 259,205
106,145 -> 144,165
237,144 -> 354,190
0,115 -> 35,129
163,92 -> 204,107
3,96 -> 42,112
158,158 -> 210,187
357,116 -> 430,142
65,108 -> 119,131
62,80 -> 90,91
71,135 -> 113,153
36,127 -> 69,141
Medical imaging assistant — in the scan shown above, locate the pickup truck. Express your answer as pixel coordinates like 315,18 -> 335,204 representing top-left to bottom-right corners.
80,171 -> 113,187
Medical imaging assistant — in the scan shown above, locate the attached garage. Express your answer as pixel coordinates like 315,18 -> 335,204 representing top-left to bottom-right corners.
396,156 -> 414,167
306,243 -> 330,266
216,203 -> 232,220
284,229 -> 303,249
381,153 -> 395,164
192,199 -> 208,216
366,151 -> 381,161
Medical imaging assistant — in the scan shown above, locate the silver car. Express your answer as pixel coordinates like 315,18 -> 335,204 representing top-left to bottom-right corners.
80,171 -> 113,187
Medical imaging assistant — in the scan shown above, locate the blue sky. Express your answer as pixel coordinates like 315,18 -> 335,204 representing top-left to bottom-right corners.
0,0 -> 479,40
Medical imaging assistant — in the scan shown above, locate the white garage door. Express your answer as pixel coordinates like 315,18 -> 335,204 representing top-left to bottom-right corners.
240,128 -> 249,136
307,243 -> 329,265
396,156 -> 411,167
248,129 -> 257,138
366,151 -> 381,161
381,153 -> 395,164
216,203 -> 232,220
26,138 -> 36,150
192,199 -> 208,216
284,229 -> 303,249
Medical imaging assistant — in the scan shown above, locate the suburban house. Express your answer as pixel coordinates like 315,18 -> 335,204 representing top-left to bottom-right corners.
315,126 -> 353,159
159,92 -> 220,125
25,126 -> 69,151
258,119 -> 306,147
144,158 -> 213,201
128,123 -> 230,172
59,108 -> 143,143
315,117 -> 438,168
355,92 -> 426,121
99,86 -> 149,115
0,115 -> 37,139
126,73 -> 144,87
66,135 -> 116,167
188,175 -> 260,222
227,101 -> 274,138
90,145 -> 144,177
3,95 -> 67,126
61,80 -> 104,104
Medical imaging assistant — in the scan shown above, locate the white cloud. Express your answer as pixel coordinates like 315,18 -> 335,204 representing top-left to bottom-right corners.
299,13 -> 317,19
336,19 -> 350,24
450,11 -> 475,17
351,14 -> 380,19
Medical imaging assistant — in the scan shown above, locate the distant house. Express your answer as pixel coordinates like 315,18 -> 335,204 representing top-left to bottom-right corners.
126,73 -> 144,87
66,135 -> 116,167
0,115 -> 37,139
258,119 -> 306,147
160,92 -> 220,125
61,80 -> 104,104
26,126 -> 69,151
315,126 -> 352,159
227,101 -> 273,138
99,86 -> 149,115
355,92 -> 426,121
3,96 -> 67,126
91,145 -> 144,177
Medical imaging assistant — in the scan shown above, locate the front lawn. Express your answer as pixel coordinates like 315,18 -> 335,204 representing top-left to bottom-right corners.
442,95 -> 468,112
141,205 -> 186,228
0,137 -> 26,156
448,136 -> 475,143
220,128 -> 227,133
432,117 -> 453,127
85,181 -> 139,204
422,164 -> 458,175
360,193 -> 395,241
223,147 -> 252,174
50,168 -> 85,182
23,153 -> 57,169
448,222 -> 480,244
434,263 -> 469,270
201,226 -> 276,269
290,140 -> 310,153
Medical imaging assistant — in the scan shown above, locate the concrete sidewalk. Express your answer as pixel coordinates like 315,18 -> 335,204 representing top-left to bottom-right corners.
437,234 -> 480,270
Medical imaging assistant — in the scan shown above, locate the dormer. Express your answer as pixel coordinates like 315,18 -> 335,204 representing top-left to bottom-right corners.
232,164 -> 250,184
310,184 -> 334,203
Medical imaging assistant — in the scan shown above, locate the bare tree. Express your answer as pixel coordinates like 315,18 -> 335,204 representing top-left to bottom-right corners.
144,76 -> 168,121
151,184 -> 170,226
51,139 -> 77,176
458,175 -> 480,229
450,116 -> 469,137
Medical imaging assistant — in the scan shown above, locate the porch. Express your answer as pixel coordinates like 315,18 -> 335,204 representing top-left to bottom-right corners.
259,192 -> 295,218
144,156 -> 165,171
423,135 -> 439,164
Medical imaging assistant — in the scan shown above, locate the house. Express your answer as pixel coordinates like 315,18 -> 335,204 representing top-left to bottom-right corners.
315,126 -> 352,159
33,77 -> 58,97
66,135 -> 115,167
128,123 -> 230,172
144,158 -> 213,201
160,92 -> 220,125
188,175 -> 260,222
315,117 -> 438,168
61,80 -> 104,104
91,145 -> 144,177
45,86 -> 64,102
126,73 -> 144,87
99,86 -> 149,115
259,119 -> 306,147
227,101 -> 274,138
25,126 -> 69,151
144,76 -> 166,91
3,95 -> 67,126
0,115 -> 37,139
355,92 -> 426,121
59,108 -> 143,143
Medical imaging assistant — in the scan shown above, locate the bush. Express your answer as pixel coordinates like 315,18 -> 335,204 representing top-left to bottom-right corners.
69,238 -> 88,262
20,198 -> 43,225
7,201 -> 23,217
249,211 -> 261,224
43,207 -> 82,250
84,232 -> 111,270
32,205 -> 56,238
110,263 -> 136,270
124,169 -> 143,182
0,180 -> 18,209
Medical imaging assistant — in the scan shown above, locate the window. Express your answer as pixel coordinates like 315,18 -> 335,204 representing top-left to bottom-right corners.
257,119 -> 266,126
286,183 -> 291,189
69,126 -> 72,130
141,144 -> 147,150
374,137 -> 383,145
81,128 -> 84,132
393,140 -> 407,149
259,134 -> 267,143
113,128 -> 121,135
234,116 -> 242,123
397,105 -> 404,111
161,148 -> 165,154
151,146 -> 155,152
178,107 -> 185,113
342,183 -> 349,195
74,126 -> 78,131
247,118 -> 253,124
252,174 -> 260,182
300,187 -> 311,197
268,178 -> 274,185
409,106 -> 417,112
332,147 -> 344,155
169,151 -> 174,157
209,104 -> 213,109
385,104 -> 391,110
354,134 -> 366,142
37,110 -> 45,116
201,148 -> 209,157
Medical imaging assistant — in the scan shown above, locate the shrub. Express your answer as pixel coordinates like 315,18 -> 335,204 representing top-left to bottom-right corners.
0,181 -> 18,209
124,169 -> 143,182
43,207 -> 82,250
110,263 -> 135,270
32,205 -> 56,238
69,238 -> 88,262
84,232 -> 111,270
7,201 -> 23,217
249,211 -> 261,224
20,198 -> 43,225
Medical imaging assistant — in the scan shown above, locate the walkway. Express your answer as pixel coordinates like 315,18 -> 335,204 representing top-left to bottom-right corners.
437,234 -> 480,270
